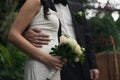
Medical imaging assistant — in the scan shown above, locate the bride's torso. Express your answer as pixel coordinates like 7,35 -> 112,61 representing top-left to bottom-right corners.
25,6 -> 61,80
29,6 -> 59,54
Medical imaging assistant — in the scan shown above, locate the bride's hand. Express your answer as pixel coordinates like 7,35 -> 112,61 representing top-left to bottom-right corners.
44,55 -> 64,70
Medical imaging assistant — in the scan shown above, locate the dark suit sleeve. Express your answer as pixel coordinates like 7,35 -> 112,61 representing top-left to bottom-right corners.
83,16 -> 98,69
85,32 -> 98,69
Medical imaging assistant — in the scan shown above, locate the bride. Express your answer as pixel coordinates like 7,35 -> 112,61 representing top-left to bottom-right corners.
8,0 -> 64,80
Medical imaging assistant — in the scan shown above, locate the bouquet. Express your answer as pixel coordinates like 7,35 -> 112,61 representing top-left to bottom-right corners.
46,35 -> 85,80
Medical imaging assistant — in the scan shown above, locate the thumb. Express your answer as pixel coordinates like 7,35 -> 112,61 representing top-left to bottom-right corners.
32,28 -> 41,33
90,70 -> 94,80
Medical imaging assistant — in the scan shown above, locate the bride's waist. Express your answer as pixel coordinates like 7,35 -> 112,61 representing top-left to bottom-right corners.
37,40 -> 58,54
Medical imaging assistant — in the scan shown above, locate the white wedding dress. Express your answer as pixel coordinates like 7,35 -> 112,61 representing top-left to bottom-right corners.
24,6 -> 60,80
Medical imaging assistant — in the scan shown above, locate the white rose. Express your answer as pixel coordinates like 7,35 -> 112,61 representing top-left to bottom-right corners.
60,35 -> 78,48
74,57 -> 80,62
74,45 -> 83,55
67,38 -> 78,49
81,48 -> 85,52
60,35 -> 69,44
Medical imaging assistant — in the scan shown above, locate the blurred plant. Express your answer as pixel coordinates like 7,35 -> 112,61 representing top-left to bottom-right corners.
115,11 -> 120,32
0,0 -> 26,80
75,0 -> 87,4
88,13 -> 120,53
0,0 -> 25,45
0,0 -> 18,45
0,44 -> 26,80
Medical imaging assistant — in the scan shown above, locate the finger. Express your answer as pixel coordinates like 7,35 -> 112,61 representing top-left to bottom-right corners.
94,72 -> 99,79
56,57 -> 65,64
23,28 -> 41,39
26,29 -> 41,38
56,61 -> 64,68
55,57 -> 66,65
38,33 -> 50,38
90,71 -> 94,80
26,38 -> 38,43
40,38 -> 51,41
26,36 -> 37,41
35,41 -> 49,45
31,28 -> 41,33
25,32 -> 38,38
39,42 -> 49,45
51,57 -> 64,68
33,41 -> 49,45
32,43 -> 42,48
54,64 -> 63,70
54,66 -> 62,70
28,39 -> 49,46
27,36 -> 46,42
30,32 -> 41,37
29,32 -> 50,41
36,37 -> 51,42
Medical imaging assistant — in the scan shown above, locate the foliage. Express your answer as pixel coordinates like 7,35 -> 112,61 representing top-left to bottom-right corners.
115,11 -> 120,31
74,0 -> 88,4
0,0 -> 18,45
0,44 -> 26,80
88,13 -> 120,53
0,0 -> 26,80
0,0 -> 25,42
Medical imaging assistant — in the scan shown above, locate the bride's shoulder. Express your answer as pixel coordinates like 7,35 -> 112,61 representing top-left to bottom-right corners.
22,0 -> 41,12
26,0 -> 41,6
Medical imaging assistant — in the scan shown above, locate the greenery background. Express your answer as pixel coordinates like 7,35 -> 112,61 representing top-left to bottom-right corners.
0,0 -> 120,80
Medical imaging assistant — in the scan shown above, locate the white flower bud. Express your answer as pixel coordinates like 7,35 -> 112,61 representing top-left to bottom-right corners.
77,11 -> 84,17
74,45 -> 83,55
74,57 -> 80,62
60,35 -> 69,43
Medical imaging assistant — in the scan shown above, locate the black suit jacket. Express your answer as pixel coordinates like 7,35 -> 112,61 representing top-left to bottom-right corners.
61,0 -> 98,80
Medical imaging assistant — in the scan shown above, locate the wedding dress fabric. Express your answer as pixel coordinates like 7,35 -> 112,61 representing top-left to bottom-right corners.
24,6 -> 60,80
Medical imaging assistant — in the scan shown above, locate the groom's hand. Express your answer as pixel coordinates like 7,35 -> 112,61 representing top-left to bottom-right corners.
23,28 -> 50,47
90,69 -> 99,80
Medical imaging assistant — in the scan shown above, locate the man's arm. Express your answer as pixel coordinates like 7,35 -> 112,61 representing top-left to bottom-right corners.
78,6 -> 100,79
83,16 -> 100,80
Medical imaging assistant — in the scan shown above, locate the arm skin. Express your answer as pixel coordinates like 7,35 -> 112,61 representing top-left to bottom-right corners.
8,0 -> 64,70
